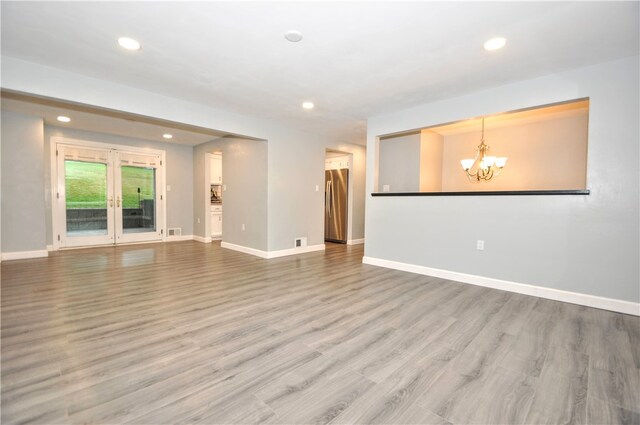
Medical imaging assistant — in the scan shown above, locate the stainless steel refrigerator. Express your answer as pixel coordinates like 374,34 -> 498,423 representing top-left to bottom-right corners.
325,169 -> 348,243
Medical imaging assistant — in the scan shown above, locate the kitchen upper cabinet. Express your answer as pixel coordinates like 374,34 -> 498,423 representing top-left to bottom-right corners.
325,155 -> 349,170
210,154 -> 222,184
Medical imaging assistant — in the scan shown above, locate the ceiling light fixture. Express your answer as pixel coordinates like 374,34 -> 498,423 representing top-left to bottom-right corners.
118,37 -> 142,51
285,30 -> 303,43
484,37 -> 506,51
302,102 -> 314,110
460,118 -> 507,182
57,116 -> 71,123
163,133 -> 173,139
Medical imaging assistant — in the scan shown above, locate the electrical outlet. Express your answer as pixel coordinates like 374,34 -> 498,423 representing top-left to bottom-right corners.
476,240 -> 485,250
315,185 -> 319,192
241,224 -> 245,231
197,218 -> 200,224
383,185 -> 390,192
166,185 -> 172,191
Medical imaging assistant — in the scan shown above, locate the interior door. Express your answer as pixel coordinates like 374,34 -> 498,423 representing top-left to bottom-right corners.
56,144 -> 115,247
114,151 -> 163,244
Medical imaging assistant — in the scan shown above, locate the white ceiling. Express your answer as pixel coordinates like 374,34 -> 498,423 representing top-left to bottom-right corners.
1,1 -> 638,145
1,93 -> 228,146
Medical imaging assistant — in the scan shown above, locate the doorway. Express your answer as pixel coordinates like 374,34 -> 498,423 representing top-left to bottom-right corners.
324,151 -> 352,244
52,139 -> 165,249
205,152 -> 223,241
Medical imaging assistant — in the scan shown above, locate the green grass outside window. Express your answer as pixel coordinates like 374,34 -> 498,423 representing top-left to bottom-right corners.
65,161 -> 155,209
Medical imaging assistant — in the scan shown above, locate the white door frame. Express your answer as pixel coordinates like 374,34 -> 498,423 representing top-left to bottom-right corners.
204,152 -> 222,241
51,136 -> 166,250
205,152 -> 213,240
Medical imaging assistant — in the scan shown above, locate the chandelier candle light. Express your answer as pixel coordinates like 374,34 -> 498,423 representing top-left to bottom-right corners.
460,118 -> 507,182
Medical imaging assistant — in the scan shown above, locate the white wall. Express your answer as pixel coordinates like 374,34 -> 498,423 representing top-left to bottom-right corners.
0,110 -> 47,255
365,56 -> 639,306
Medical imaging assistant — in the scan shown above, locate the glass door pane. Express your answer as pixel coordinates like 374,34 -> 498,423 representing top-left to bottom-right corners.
115,151 -> 162,244
120,165 -> 156,234
56,144 -> 114,248
65,160 -> 109,236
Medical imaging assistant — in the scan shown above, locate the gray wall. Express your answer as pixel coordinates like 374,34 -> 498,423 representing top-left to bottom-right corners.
222,138 -> 268,250
365,56 -> 639,303
193,137 -> 268,251
378,133 -> 421,192
1,58 -> 367,256
266,129 -> 326,251
43,126 -> 194,243
263,133 -> 367,251
1,110 -> 46,253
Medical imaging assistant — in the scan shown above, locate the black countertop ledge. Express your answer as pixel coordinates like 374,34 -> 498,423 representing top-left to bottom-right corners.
371,189 -> 590,197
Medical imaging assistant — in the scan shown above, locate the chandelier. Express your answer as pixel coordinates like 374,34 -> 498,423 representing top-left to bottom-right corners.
460,118 -> 507,182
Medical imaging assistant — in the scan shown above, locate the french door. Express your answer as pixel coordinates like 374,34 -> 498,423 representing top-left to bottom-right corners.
54,142 -> 164,248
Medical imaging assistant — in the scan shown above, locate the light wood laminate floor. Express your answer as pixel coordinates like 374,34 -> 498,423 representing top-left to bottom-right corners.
2,241 -> 639,424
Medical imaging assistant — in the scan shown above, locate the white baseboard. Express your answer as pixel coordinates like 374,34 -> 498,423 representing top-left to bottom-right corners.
165,234 -> 194,242
221,241 -> 268,258
347,238 -> 365,245
362,256 -> 640,316
193,235 -> 212,243
266,244 -> 325,259
46,244 -> 53,252
1,250 -> 49,261
221,242 -> 325,259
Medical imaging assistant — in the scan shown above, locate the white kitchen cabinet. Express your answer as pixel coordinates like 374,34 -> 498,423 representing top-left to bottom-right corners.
210,205 -> 222,238
325,156 -> 349,170
210,154 -> 222,184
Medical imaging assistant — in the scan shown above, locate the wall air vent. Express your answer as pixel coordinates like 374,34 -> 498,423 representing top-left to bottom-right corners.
168,228 -> 182,237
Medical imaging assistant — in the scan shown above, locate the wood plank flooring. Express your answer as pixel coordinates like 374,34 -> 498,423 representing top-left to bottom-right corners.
1,241 -> 638,424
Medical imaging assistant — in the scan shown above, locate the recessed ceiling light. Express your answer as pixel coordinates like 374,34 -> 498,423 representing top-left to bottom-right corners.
163,133 -> 173,139
302,102 -> 314,110
118,37 -> 141,51
285,30 -> 303,43
57,116 -> 71,123
484,37 -> 507,51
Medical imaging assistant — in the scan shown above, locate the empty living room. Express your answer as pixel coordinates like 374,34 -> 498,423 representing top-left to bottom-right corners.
1,2 -> 638,424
